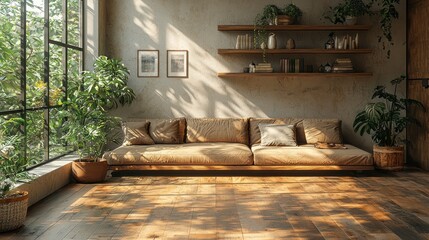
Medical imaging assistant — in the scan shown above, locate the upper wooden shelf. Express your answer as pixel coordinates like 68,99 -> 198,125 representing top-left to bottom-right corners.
218,72 -> 373,78
218,49 -> 372,55
218,25 -> 371,31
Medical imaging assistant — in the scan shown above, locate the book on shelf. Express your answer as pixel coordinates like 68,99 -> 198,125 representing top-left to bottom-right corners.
280,58 -> 304,73
255,63 -> 273,73
332,58 -> 354,72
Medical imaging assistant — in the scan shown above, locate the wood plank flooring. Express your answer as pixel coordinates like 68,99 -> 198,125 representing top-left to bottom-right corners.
1,170 -> 429,240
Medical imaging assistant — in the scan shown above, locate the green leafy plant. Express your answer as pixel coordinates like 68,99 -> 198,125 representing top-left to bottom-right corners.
281,3 -> 303,21
324,0 -> 371,24
353,76 -> 424,146
254,4 -> 281,50
0,118 -> 31,198
61,56 -> 136,161
324,0 -> 400,58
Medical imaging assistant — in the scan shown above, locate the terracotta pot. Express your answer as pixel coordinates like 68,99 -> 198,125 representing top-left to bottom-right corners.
373,145 -> 404,171
0,191 -> 29,232
72,160 -> 108,183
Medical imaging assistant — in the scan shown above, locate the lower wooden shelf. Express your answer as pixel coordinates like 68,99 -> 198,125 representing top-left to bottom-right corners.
217,72 -> 373,78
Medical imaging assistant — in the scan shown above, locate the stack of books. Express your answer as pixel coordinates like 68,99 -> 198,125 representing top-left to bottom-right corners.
332,58 -> 354,72
255,63 -> 273,73
280,58 -> 304,73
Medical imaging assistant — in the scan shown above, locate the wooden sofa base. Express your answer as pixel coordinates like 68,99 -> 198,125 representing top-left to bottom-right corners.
109,165 -> 374,171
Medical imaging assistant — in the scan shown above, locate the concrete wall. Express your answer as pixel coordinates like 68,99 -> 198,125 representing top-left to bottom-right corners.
101,0 -> 406,152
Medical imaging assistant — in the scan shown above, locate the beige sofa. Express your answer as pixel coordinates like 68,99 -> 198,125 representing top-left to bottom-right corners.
103,118 -> 373,171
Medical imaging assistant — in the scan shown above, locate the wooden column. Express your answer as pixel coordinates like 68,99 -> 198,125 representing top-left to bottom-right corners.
407,0 -> 429,170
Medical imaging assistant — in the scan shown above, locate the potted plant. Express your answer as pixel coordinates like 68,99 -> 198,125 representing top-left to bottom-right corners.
353,76 -> 424,170
61,56 -> 136,183
324,0 -> 371,25
0,118 -> 30,232
277,3 -> 303,25
254,4 -> 281,50
324,0 -> 400,58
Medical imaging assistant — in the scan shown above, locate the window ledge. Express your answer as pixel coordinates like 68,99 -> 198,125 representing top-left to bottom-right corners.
16,154 -> 78,206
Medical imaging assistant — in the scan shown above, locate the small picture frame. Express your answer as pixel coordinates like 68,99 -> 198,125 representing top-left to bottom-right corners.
137,50 -> 159,77
167,50 -> 188,78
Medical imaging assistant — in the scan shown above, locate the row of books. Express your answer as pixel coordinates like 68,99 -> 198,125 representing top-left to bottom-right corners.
280,58 -> 304,73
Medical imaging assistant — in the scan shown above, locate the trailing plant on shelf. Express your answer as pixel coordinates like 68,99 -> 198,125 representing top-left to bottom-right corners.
281,3 -> 303,23
61,56 -> 136,162
323,0 -> 400,58
353,76 -> 424,147
254,4 -> 281,49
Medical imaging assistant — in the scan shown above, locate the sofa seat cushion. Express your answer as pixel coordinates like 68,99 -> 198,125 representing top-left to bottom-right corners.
252,144 -> 372,166
104,143 -> 253,166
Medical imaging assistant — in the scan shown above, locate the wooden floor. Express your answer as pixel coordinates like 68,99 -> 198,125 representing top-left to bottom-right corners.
2,170 -> 429,240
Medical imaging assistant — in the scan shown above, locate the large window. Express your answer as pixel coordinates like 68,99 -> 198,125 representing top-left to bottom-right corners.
0,0 -> 83,166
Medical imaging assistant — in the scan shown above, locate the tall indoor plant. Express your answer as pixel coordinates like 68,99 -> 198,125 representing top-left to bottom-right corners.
0,118 -> 30,232
353,76 -> 424,170
61,56 -> 136,183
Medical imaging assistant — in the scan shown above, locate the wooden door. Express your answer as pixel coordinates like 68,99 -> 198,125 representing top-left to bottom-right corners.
407,0 -> 429,170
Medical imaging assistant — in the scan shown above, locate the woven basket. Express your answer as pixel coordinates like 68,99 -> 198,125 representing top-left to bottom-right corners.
373,145 -> 404,171
0,191 -> 29,232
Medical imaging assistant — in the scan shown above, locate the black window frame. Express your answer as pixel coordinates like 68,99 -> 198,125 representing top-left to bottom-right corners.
0,0 -> 85,167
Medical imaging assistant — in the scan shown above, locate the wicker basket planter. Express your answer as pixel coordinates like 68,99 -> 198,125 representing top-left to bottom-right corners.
373,145 -> 404,171
276,15 -> 294,25
0,191 -> 29,232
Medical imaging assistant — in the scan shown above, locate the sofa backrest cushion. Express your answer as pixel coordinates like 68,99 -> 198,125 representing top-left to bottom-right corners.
186,118 -> 249,144
124,118 -> 186,144
303,119 -> 342,144
122,121 -> 155,145
250,118 -> 305,145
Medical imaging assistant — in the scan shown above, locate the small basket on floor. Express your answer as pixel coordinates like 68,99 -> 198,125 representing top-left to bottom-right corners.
0,191 -> 29,232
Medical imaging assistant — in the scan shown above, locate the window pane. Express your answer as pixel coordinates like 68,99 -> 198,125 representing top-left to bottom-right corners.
49,44 -> 65,106
26,0 -> 45,108
67,48 -> 81,92
49,0 -> 64,42
0,1 -> 21,111
0,114 -> 26,168
27,110 -> 46,165
68,0 -> 81,47
49,108 -> 72,159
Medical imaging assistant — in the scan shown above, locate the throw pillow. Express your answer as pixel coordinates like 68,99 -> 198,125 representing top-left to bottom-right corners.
303,119 -> 342,144
123,121 -> 155,145
258,124 -> 297,146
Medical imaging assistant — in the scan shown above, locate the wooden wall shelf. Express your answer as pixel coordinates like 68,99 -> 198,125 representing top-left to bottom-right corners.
218,49 -> 373,55
217,72 -> 373,78
218,25 -> 371,32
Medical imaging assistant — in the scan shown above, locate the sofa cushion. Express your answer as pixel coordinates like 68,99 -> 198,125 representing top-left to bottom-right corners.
125,118 -> 186,144
259,124 -> 297,146
123,121 -> 154,145
103,143 -> 253,166
252,144 -> 372,166
303,119 -> 342,144
250,118 -> 305,145
186,118 -> 249,145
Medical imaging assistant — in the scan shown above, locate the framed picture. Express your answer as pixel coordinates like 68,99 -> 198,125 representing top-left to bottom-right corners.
137,50 -> 159,77
167,50 -> 188,78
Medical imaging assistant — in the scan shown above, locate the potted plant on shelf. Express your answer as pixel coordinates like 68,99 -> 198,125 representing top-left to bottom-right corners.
61,56 -> 136,183
324,0 -> 371,25
0,118 -> 31,232
324,0 -> 400,58
277,3 -> 303,25
353,76 -> 424,171
254,4 -> 281,49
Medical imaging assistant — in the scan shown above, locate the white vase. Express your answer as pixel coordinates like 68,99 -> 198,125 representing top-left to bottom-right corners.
345,16 -> 357,25
268,33 -> 276,49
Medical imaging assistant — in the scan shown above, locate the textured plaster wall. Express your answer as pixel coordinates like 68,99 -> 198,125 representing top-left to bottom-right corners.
102,0 -> 406,151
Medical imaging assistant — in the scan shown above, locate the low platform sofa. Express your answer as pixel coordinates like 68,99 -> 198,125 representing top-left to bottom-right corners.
103,117 -> 373,171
